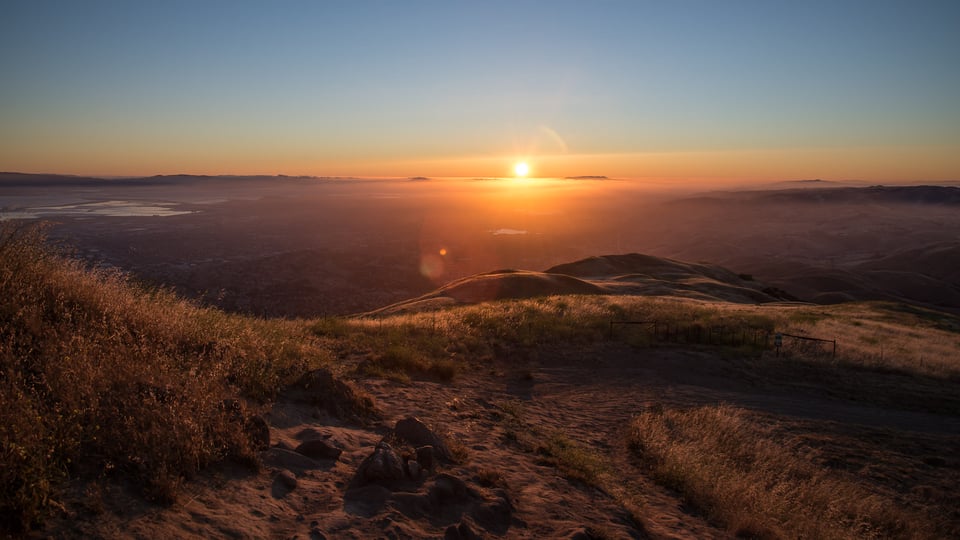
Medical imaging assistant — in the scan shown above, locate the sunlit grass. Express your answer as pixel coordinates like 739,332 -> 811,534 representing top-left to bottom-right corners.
0,223 -> 333,532
628,404 -> 941,539
323,294 -> 960,381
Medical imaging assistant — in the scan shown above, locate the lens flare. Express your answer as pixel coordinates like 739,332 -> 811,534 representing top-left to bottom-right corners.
514,162 -> 530,177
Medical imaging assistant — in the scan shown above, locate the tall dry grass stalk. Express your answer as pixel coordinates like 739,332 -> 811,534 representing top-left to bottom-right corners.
629,404 -> 936,539
0,223 -> 328,532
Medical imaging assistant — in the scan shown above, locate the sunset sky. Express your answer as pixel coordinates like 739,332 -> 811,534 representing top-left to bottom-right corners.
2,1 -> 959,181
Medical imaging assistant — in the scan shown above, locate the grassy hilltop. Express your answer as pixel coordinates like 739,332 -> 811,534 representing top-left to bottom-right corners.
2,222 -> 959,537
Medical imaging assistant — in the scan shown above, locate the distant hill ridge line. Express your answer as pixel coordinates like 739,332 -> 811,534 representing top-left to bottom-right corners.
0,172 -> 354,187
669,185 -> 960,206
365,253 -> 791,316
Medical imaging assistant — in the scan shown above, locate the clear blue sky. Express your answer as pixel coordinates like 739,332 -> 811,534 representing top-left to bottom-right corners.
2,0 -> 958,180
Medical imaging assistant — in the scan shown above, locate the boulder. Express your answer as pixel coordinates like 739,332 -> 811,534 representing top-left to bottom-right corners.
295,439 -> 342,461
358,442 -> 406,485
275,470 -> 298,490
262,447 -> 322,471
394,417 -> 451,461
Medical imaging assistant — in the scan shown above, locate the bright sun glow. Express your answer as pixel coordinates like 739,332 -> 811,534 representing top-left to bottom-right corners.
514,162 -> 529,177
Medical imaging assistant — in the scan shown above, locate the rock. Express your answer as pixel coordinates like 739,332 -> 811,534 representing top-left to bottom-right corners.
276,470 -> 297,490
416,445 -> 435,472
290,368 -> 378,422
406,460 -> 421,479
245,415 -> 271,450
358,442 -> 406,485
473,489 -> 514,535
295,439 -> 342,461
394,417 -> 451,461
262,448 -> 322,471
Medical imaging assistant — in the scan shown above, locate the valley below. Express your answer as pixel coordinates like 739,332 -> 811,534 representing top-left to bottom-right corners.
4,174 -> 960,318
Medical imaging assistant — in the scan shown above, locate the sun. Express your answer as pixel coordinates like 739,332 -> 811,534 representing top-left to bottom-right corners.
513,162 -> 530,177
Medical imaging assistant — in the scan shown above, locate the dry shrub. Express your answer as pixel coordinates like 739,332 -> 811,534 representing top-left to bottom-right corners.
628,404 -> 936,539
357,343 -> 456,382
475,467 -> 505,488
0,223 -> 324,532
534,432 -> 609,487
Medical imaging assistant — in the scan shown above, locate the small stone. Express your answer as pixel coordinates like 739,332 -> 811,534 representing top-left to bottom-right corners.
406,460 -> 421,479
276,470 -> 297,490
416,445 -> 435,472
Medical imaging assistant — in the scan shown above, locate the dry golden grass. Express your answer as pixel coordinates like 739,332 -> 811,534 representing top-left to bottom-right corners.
357,343 -> 457,383
628,404 -> 942,539
0,223 -> 332,532
346,294 -> 960,379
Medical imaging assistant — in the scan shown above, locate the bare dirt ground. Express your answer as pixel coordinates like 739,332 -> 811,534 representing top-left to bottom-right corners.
53,343 -> 960,539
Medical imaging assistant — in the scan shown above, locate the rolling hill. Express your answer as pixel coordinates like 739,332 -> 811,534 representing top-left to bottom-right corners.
369,253 -> 790,315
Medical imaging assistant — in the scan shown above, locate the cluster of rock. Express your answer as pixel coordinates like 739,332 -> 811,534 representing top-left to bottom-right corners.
255,401 -> 521,537
356,416 -> 448,485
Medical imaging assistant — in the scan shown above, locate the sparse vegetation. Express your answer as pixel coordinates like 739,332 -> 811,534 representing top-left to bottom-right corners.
357,343 -> 456,383
495,398 -> 650,534
533,432 -> 609,487
496,400 -> 612,489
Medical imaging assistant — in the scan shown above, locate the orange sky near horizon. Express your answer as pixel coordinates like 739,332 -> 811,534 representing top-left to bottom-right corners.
7,145 -> 956,185
3,3 -> 959,184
